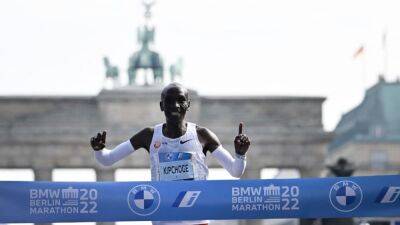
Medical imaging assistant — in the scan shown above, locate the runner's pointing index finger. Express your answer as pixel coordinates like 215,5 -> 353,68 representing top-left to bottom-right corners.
101,131 -> 106,143
239,122 -> 243,135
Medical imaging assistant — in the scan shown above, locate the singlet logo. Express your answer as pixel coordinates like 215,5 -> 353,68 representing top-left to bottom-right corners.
154,141 -> 161,149
127,185 -> 161,216
180,139 -> 193,144
329,180 -> 363,212
166,153 -> 174,160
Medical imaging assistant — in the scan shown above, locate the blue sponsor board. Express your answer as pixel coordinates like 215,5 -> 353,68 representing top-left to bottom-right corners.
0,175 -> 400,223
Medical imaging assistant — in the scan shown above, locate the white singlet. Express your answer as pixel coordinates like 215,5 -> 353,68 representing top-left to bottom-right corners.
149,122 -> 209,225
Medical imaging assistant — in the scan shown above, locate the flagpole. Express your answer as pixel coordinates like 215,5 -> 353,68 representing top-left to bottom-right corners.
382,29 -> 388,77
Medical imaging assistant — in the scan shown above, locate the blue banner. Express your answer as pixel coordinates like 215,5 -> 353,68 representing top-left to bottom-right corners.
0,175 -> 399,223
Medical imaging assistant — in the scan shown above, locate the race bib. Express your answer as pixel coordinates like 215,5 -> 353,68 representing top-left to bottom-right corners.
158,152 -> 194,181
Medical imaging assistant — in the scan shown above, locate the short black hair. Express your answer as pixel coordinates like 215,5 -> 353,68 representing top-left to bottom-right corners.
161,83 -> 189,100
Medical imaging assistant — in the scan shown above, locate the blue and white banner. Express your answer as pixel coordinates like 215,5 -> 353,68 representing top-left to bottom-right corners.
0,175 -> 400,223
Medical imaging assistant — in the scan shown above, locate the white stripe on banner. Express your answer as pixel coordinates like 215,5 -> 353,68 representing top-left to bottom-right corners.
0,175 -> 399,223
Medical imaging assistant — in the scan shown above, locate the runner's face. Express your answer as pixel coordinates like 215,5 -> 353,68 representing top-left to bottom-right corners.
161,88 -> 189,122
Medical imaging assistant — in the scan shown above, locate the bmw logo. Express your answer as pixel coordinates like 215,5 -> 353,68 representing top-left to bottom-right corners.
329,180 -> 363,212
127,185 -> 161,216
166,153 -> 173,160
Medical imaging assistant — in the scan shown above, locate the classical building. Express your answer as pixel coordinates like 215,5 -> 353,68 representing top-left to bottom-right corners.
0,2 -> 331,225
328,76 -> 400,176
0,85 -> 330,225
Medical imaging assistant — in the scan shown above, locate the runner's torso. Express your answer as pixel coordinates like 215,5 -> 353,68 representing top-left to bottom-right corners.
149,122 -> 209,181
149,122 -> 209,225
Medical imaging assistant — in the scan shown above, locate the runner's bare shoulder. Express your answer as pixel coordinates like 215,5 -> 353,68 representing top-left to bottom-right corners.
130,127 -> 154,152
196,125 -> 220,153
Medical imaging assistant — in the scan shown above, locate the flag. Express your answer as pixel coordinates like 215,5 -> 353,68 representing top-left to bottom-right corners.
353,45 -> 364,59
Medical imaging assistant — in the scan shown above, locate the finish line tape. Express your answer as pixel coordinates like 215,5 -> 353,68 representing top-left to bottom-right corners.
1,175 -> 399,223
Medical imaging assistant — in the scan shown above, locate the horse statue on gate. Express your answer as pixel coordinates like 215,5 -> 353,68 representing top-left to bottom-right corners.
169,58 -> 183,82
103,56 -> 120,88
103,57 -> 119,79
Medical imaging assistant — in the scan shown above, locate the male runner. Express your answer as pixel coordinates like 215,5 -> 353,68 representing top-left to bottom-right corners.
90,83 -> 251,225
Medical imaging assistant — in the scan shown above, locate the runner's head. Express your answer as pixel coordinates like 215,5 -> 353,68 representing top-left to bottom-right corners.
160,83 -> 190,123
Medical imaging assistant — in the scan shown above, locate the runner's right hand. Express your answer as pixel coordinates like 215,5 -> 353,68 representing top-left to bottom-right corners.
90,131 -> 106,151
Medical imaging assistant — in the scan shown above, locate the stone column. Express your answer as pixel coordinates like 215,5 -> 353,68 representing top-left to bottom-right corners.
299,167 -> 324,178
34,167 -> 53,181
96,169 -> 115,225
241,166 -> 260,179
97,221 -> 116,225
96,168 -> 115,181
33,167 -> 53,225
240,219 -> 264,225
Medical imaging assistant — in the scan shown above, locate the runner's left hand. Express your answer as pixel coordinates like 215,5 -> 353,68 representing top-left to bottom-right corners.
234,122 -> 250,155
